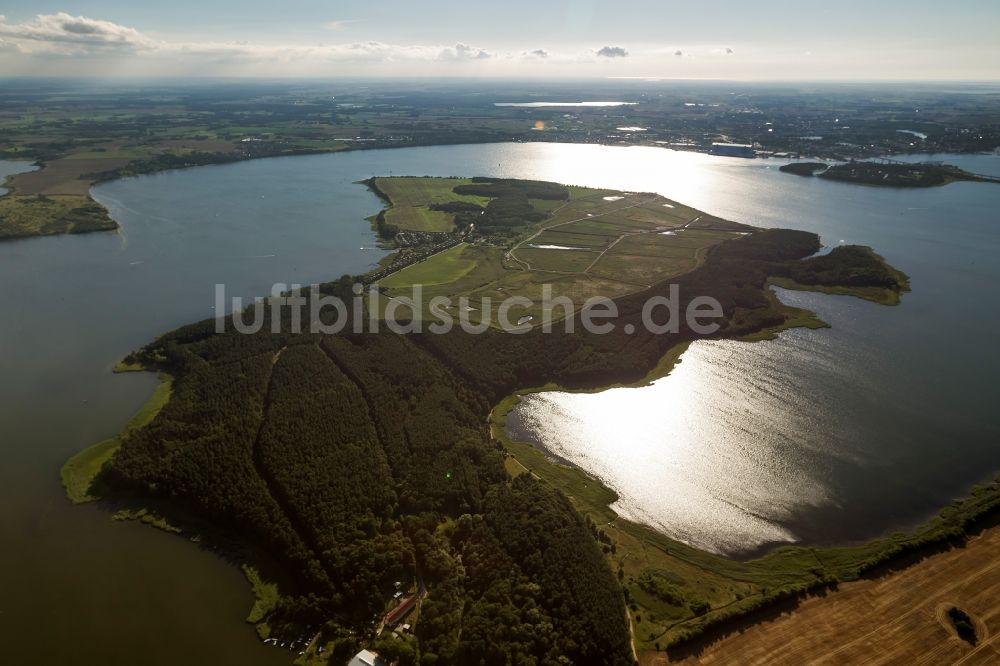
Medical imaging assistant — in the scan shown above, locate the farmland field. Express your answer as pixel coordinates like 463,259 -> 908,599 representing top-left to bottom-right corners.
515,246 -> 599,273
380,243 -> 477,287
11,156 -> 135,195
370,176 -> 756,327
656,523 -> 1000,666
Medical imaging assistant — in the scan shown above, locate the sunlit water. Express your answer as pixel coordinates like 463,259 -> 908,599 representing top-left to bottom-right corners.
1,144 -> 998,661
508,303 -> 891,555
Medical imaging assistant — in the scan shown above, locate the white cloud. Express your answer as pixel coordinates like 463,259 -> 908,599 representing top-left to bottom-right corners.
0,12 -> 155,52
3,14 -> 985,79
324,20 -> 360,31
439,42 -> 491,61
0,13 -> 498,70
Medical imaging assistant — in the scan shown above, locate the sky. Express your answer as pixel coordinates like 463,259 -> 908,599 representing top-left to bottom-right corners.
0,1 -> 998,80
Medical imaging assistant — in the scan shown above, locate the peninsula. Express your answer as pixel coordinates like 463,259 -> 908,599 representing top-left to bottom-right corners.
57,176 -> 979,666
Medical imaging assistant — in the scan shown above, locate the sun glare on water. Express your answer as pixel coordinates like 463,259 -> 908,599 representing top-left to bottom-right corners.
511,338 -> 837,554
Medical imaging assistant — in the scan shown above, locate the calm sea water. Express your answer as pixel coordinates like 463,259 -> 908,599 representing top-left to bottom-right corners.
1,144 -> 998,662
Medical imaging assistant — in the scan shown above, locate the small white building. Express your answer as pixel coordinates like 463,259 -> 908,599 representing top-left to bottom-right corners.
349,649 -> 386,666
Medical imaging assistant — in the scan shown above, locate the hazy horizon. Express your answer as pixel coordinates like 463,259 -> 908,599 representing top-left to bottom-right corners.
1,1 -> 998,81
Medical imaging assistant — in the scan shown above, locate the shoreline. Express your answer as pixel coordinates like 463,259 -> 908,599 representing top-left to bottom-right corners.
489,297 -> 833,559
60,373 -> 173,504
3,141 -> 995,243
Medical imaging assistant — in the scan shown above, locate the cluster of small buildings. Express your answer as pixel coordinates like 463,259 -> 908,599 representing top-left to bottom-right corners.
363,236 -> 463,285
394,229 -> 452,247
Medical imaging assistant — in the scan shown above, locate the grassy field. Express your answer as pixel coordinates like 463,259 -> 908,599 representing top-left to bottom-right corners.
60,375 -> 172,504
0,194 -> 118,239
243,565 -> 282,639
658,520 -> 1000,665
531,229 -> 613,248
505,190 -> 732,286
389,207 -> 455,233
588,253 -> 694,285
369,177 -> 751,329
373,244 -> 518,327
380,243 -> 477,287
515,246 -> 600,272
372,176 -> 491,232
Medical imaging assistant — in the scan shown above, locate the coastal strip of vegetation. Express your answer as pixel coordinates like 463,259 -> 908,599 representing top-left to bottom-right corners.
0,193 -> 117,240
60,376 -> 172,504
766,245 -> 911,306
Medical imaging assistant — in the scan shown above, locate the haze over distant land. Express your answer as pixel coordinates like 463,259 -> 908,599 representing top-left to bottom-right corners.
0,0 -> 998,80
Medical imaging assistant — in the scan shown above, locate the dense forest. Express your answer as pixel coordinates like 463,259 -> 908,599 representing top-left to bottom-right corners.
817,161 -> 986,187
451,178 -> 568,236
98,211 -> 907,662
774,245 -> 907,290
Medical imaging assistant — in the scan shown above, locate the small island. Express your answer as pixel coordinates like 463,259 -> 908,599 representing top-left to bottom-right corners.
779,161 -> 829,177
780,159 -> 998,187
